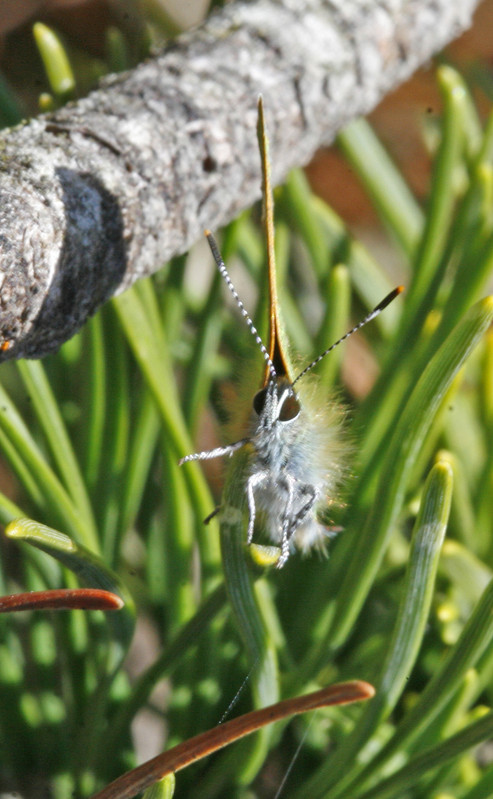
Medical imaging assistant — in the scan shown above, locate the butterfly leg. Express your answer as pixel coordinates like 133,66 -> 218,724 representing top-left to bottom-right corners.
289,484 -> 318,539
247,472 -> 268,544
277,475 -> 297,568
246,470 -> 268,544
276,483 -> 318,568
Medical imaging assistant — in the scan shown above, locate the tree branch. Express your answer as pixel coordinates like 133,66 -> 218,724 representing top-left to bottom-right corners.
0,0 -> 481,359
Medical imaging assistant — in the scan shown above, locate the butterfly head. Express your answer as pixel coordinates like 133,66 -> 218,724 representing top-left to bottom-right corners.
253,377 -> 301,430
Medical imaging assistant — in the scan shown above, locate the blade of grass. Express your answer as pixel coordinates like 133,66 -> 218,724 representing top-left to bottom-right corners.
0,72 -> 25,126
0,382 -> 96,547
316,295 -> 493,661
97,311 -> 130,566
354,710 -> 493,799
16,359 -> 97,542
83,314 -> 107,491
118,388 -> 160,535
161,437 -> 196,630
33,22 -> 76,99
112,286 -> 220,576
315,263 -> 351,391
100,583 -> 227,765
0,492 -> 24,526
279,169 -> 332,280
218,448 -> 279,783
461,760 -> 493,799
310,196 -> 398,334
183,221 -> 242,430
333,569 -> 493,797
337,117 -> 423,257
0,424 -> 48,513
143,775 -> 176,799
399,65 -> 466,327
356,66 -> 471,475
104,27 -> 130,73
298,459 -> 452,799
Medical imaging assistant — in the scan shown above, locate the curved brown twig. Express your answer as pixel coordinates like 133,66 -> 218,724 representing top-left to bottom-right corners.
0,588 -> 124,612
90,680 -> 375,799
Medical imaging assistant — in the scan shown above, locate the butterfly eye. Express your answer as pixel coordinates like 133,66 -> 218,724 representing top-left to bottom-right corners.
253,387 -> 268,416
279,394 -> 300,422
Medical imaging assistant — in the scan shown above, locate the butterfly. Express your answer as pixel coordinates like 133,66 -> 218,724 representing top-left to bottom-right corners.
180,97 -> 403,568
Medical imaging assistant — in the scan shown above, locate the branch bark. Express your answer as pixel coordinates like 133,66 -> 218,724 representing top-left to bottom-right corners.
0,0 -> 481,359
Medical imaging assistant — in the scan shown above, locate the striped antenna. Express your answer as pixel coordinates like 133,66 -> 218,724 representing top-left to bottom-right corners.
205,230 -> 277,380
292,286 -> 404,387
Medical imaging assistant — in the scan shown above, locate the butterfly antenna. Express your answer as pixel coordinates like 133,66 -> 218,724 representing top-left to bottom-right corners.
205,230 -> 277,380
292,286 -> 404,387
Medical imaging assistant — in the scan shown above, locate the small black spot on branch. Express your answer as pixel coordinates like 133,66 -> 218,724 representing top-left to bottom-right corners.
202,155 -> 216,173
